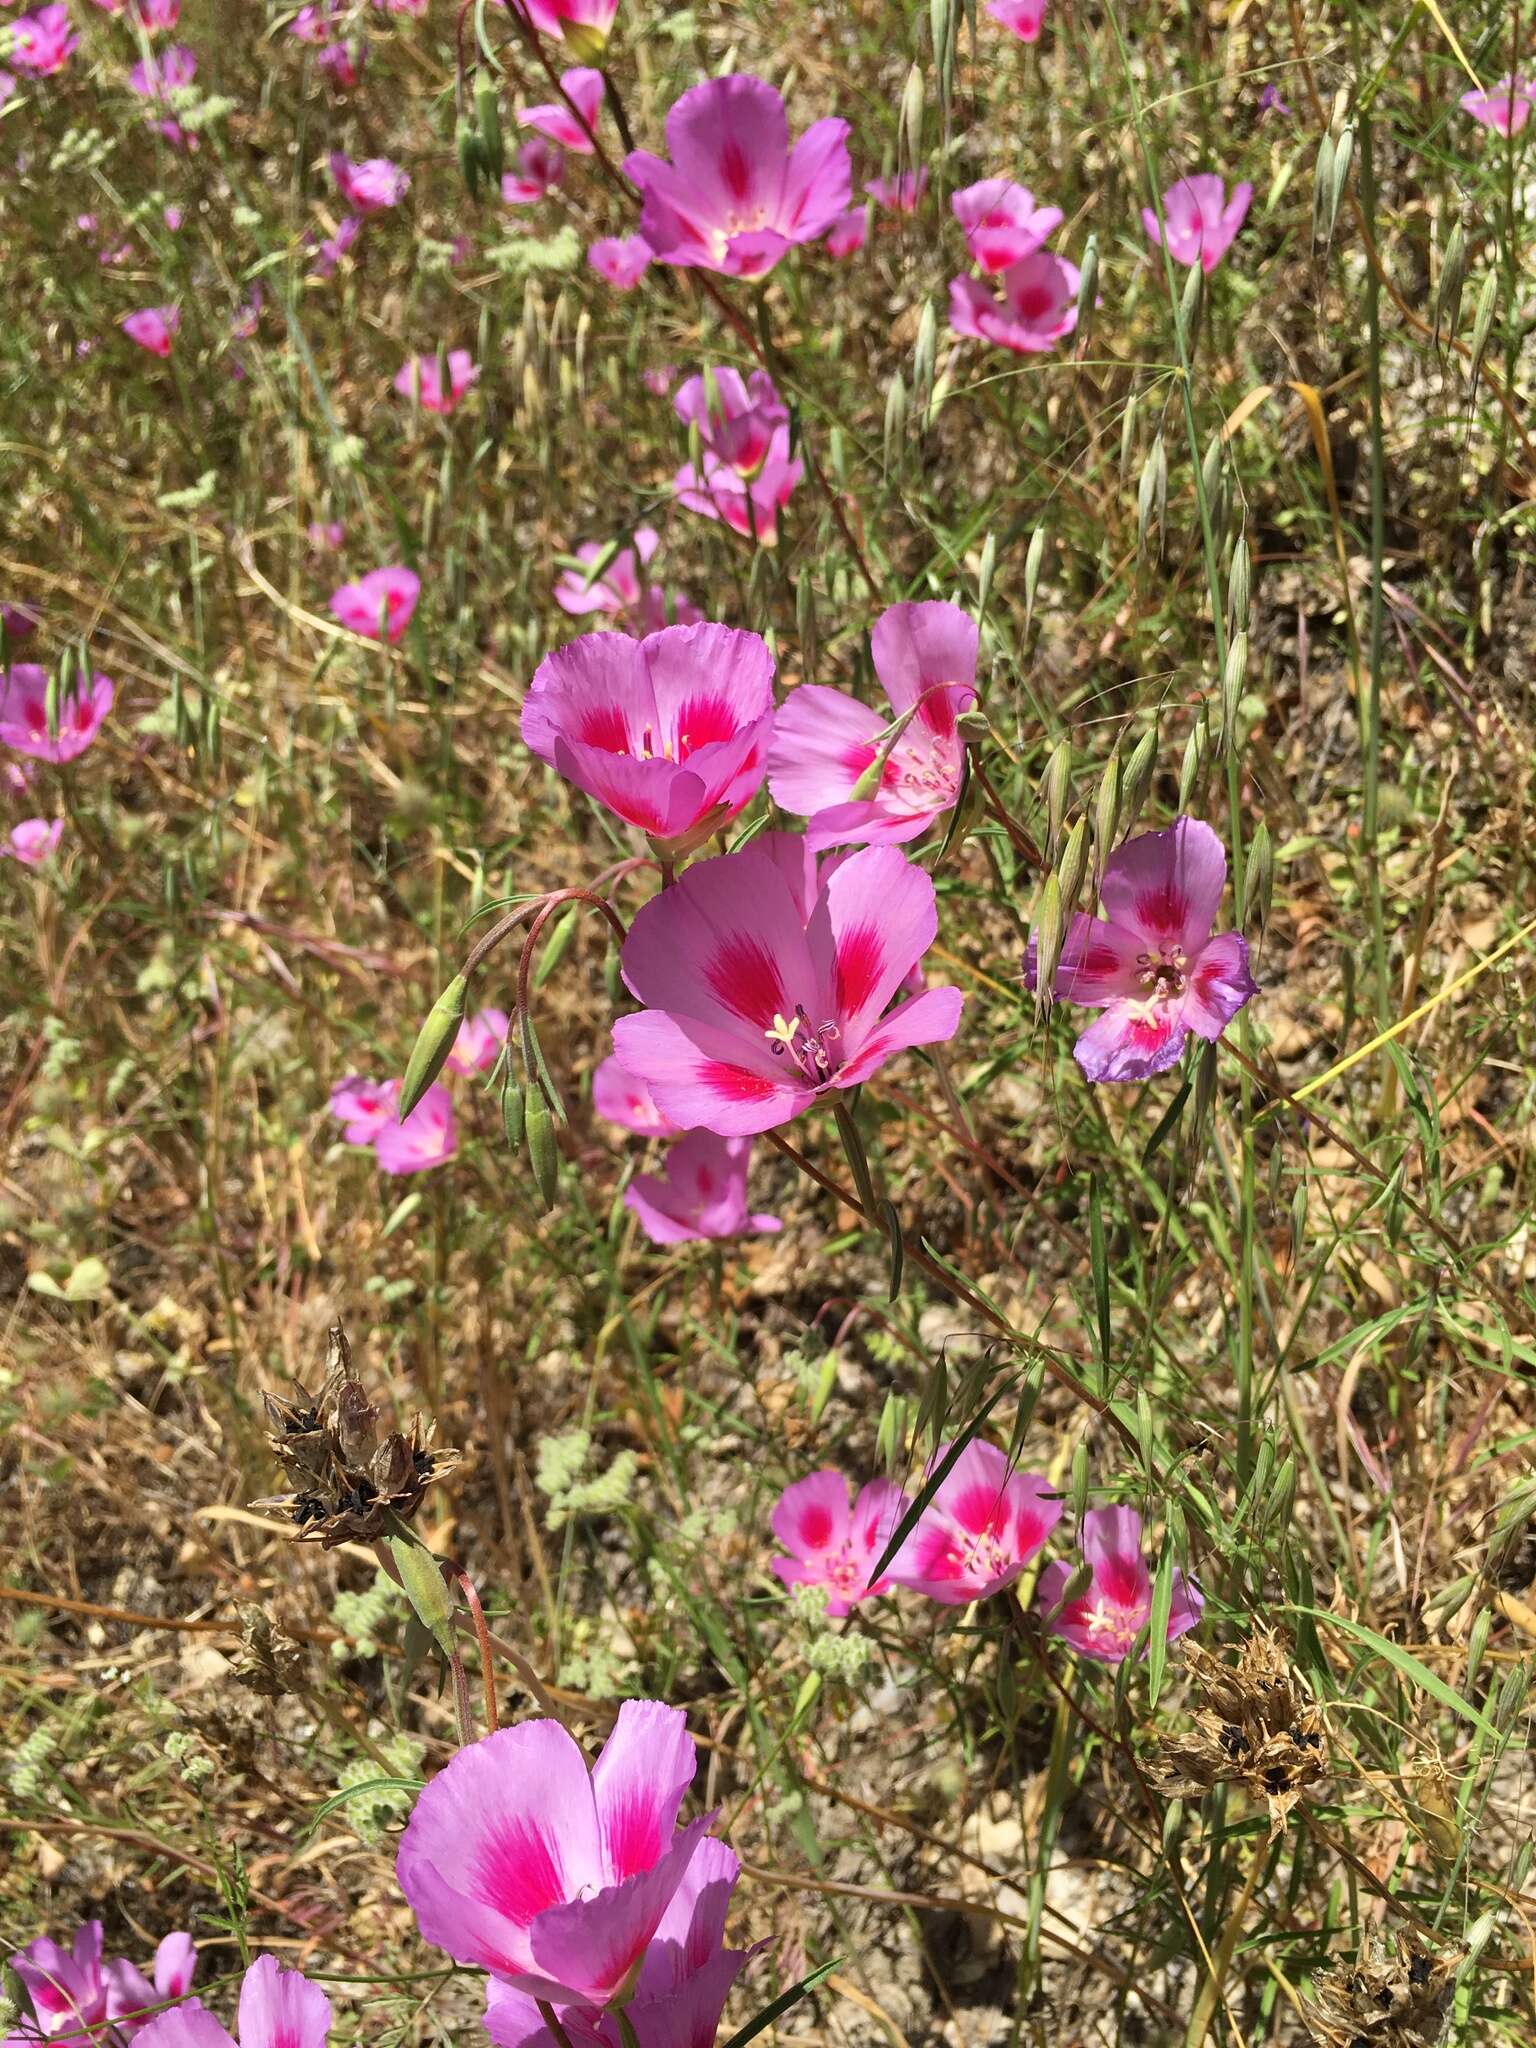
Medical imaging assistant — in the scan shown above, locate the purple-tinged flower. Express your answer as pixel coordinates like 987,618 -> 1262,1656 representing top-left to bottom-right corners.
824,206 -> 866,257
626,74 -> 851,280
865,168 -> 927,214
393,349 -> 479,413
951,177 -> 1062,274
329,152 -> 409,212
134,1959 -> 327,2048
309,215 -> 361,276
588,233 -> 652,289
397,1700 -> 718,2008
1025,817 -> 1258,1082
521,65 -> 603,152
521,622 -> 773,849
949,248 -> 1080,353
770,1471 -> 910,1616
289,3 -> 336,41
672,366 -> 786,478
329,1076 -> 402,1143
888,1440 -> 1060,1605
446,1008 -> 510,1076
8,6 -> 77,74
1257,82 -> 1291,118
1142,173 -> 1252,272
8,1924 -> 198,2046
553,531 -> 700,636
768,600 -> 977,849
1460,74 -> 1535,135
330,566 -> 420,643
375,1083 -> 457,1174
592,1053 -> 678,1136
501,138 -> 564,205
136,0 -> 181,27
0,665 -> 114,762
5,817 -> 64,866
128,43 -> 195,97
984,0 -> 1046,38
2,601 -> 39,640
674,429 -> 802,546
1037,1506 -> 1204,1664
625,1130 -> 781,1244
511,0 -> 618,63
612,833 -> 964,1137
317,38 -> 365,87
121,306 -> 180,357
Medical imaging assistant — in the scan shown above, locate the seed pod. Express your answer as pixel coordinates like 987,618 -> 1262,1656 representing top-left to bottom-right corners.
1137,437 -> 1167,556
1092,753 -> 1121,877
875,1390 -> 905,1473
1057,815 -> 1088,920
1178,720 -> 1204,810
456,115 -> 485,199
1162,1800 -> 1184,1852
574,309 -> 591,395
1031,873 -> 1064,1014
534,903 -> 581,988
810,1350 -> 838,1425
1243,818 -> 1273,932
1179,260 -> 1202,350
1024,524 -> 1047,635
1221,630 -> 1249,750
1118,390 -> 1138,481
1495,1661 -> 1530,1732
387,1534 -> 457,1659
913,299 -> 937,409
899,63 -> 925,175
501,1073 -> 526,1150
1135,1388 -> 1154,1472
1434,219 -> 1466,351
1074,234 -> 1099,343
827,424 -> 847,486
1200,434 -> 1225,526
1312,131 -> 1335,250
1268,1453 -> 1296,1532
399,974 -> 468,1120
474,70 -> 504,181
45,665 -> 62,742
524,1086 -> 560,1211
1120,724 -> 1158,838
977,531 -> 997,617
1041,739 -> 1071,862
1327,127 -> 1354,242
883,372 -> 907,477
1468,271 -> 1498,400
1191,1038 -> 1218,1141
1465,1604 -> 1492,1694
1227,536 -> 1251,633
916,1352 -> 948,1451
1070,1441 -> 1088,1518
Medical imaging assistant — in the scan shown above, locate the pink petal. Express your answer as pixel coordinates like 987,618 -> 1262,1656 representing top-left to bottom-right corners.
524,1814 -> 714,2006
664,74 -> 787,228
778,115 -> 853,238
766,684 -> 883,819
1179,929 -> 1258,1039
236,1960 -> 331,2048
832,984 -> 963,1087
1071,999 -> 1187,1083
1098,817 -> 1227,953
133,2007 -> 237,2048
771,1469 -> 853,1560
808,842 -> 940,1048
152,1936 -> 198,2001
870,599 -> 977,729
611,1010 -> 812,1138
591,1698 -> 697,1886
1025,912 -> 1144,1005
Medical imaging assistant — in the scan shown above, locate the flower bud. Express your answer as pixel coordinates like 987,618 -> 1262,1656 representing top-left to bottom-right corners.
525,1086 -> 560,1210
399,973 -> 467,1119
976,531 -> 997,617
1120,723 -> 1158,839
1024,523 -> 1047,636
456,115 -> 485,198
1041,739 -> 1071,861
1032,873 -> 1063,1016
1057,815 -> 1088,920
474,71 -> 504,181
501,1074 -> 525,1150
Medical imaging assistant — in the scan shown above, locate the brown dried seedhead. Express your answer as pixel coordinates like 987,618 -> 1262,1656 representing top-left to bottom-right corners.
253,1323 -> 460,1547
232,1605 -> 307,1698
1148,1626 -> 1328,1837
1302,1930 -> 1462,2048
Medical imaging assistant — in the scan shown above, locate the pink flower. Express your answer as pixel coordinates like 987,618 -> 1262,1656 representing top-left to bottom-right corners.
1258,82 -> 1291,118
136,0 -> 181,26
1461,74 -> 1535,135
626,74 -> 851,280
888,1440 -> 1060,1605
329,1076 -> 402,1144
984,0 -> 1046,39
949,248 -> 1079,353
500,138 -> 564,205
511,0 -> 618,62
374,1082 -> 457,1174
135,1959 -> 326,2048
587,233 -> 652,289
0,71 -> 16,108
865,169 -> 927,213
641,365 -> 675,397
625,1130 -> 781,1245
397,1700 -> 720,2008
8,5 -> 76,73
310,215 -> 360,275
612,834 -> 964,1137
446,1008 -> 510,1076
951,177 -> 1063,273
1037,1506 -> 1204,1664
1025,817 -> 1258,1082
9,1923 -> 198,2046
674,431 -> 802,546
372,0 -> 428,13
317,38 -> 365,87
592,1053 -> 678,1136
5,817 -> 63,865
128,44 -> 196,97
393,349 -> 479,413
121,306 -> 180,356
521,622 -> 773,848
521,65 -> 603,152
673,366 -> 785,478
330,566 -> 420,643
329,152 -> 409,212
770,1471 -> 910,1616
0,665 -> 114,762
1142,173 -> 1252,272
824,206 -> 866,257
768,600 -> 977,849
553,531 -> 700,636
2,601 -> 39,639
289,3 -> 335,41
308,519 -> 345,550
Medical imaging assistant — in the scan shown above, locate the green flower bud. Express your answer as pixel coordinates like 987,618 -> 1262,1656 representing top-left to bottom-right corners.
399,974 -> 468,1120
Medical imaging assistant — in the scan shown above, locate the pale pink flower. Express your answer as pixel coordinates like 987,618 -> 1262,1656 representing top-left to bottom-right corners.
949,248 -> 1079,353
1461,74 -> 1535,135
8,5 -> 77,73
310,215 -> 361,275
523,622 -> 772,848
374,1082 -> 456,1174
626,74 -> 851,279
317,38 -> 365,87
674,430 -> 802,546
329,151 -> 409,212
888,1440 -> 1060,1605
0,71 -> 16,107
612,833 -> 964,1137
1142,173 -> 1252,272
552,531 -> 700,635
4,817 -> 63,865
121,305 -> 180,357
824,206 -> 866,257
951,177 -> 1062,273
134,1959 -> 326,2048
641,365 -> 675,396
510,0 -> 618,62
865,168 -> 927,213
128,43 -> 196,97
592,1053 -> 678,1136
308,519 -> 345,550
164,205 -> 183,230
520,64 -> 603,152
445,1008 -> 509,1076
330,566 -> 420,643
770,1471 -> 910,1616
587,233 -> 652,289
768,600 -> 977,849
625,1130 -> 781,1244
1025,817 -> 1258,1081
329,1075 -> 402,1144
393,349 -> 479,414
397,1700 -> 719,2008
8,1923 -> 198,2046
1037,1507 -> 1204,1664
500,138 -> 564,205
0,665 -> 114,762
984,0 -> 1046,38
673,366 -> 785,478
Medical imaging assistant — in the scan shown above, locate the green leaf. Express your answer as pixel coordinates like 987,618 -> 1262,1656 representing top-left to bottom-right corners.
301,1777 -> 424,1844
1146,1541 -> 1175,1708
718,1958 -> 843,2048
868,1376 -> 1014,1586
1287,1606 -> 1498,1739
